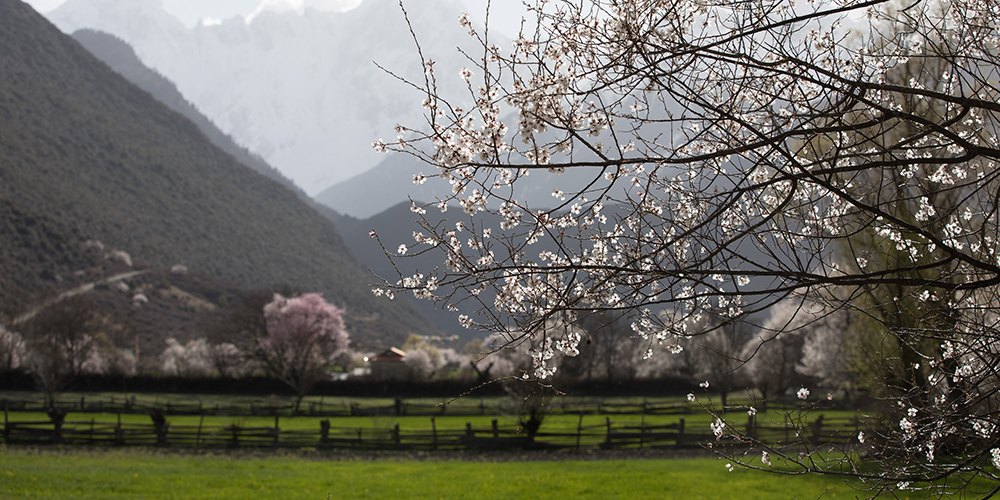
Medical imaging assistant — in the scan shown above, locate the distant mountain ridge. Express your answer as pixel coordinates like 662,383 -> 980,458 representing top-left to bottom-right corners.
68,28 -> 347,225
0,0 -> 437,346
47,0 -> 486,194
70,28 -> 299,195
315,151 -> 600,219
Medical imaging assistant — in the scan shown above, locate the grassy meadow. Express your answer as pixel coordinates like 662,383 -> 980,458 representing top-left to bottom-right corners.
1,392 -> 981,498
0,447 -> 873,499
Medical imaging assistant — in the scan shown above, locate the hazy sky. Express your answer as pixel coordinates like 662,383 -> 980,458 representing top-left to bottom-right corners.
24,0 -> 529,37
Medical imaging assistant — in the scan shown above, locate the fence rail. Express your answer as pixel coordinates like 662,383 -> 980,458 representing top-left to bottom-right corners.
2,410 -> 860,452
0,396 -> 703,418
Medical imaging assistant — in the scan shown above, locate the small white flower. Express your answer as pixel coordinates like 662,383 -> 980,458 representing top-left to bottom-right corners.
725,463 -> 734,472
397,244 -> 408,255
797,388 -> 810,400
699,381 -> 710,388
761,451 -> 770,466
747,407 -> 757,417
900,417 -> 915,437
711,418 -> 725,438
858,431 -> 865,444
687,393 -> 696,402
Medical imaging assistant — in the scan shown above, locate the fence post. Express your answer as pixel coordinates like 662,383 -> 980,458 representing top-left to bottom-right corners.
676,418 -> 685,448
151,409 -> 169,446
89,418 -> 95,444
115,412 -> 123,446
320,419 -> 330,447
746,414 -> 756,439
640,415 -> 645,448
196,415 -> 204,446
3,404 -> 8,444
492,419 -> 498,438
466,422 -> 473,439
576,413 -> 584,450
393,423 -> 400,447
274,413 -> 280,447
811,414 -> 825,442
431,417 -> 437,450
48,408 -> 66,444
605,417 -> 612,447
784,414 -> 790,443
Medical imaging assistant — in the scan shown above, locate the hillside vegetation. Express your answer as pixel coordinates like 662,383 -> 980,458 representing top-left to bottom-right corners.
0,197 -> 96,318
0,0 -> 436,346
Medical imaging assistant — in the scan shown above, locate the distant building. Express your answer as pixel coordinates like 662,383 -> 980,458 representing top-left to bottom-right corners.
369,347 -> 409,380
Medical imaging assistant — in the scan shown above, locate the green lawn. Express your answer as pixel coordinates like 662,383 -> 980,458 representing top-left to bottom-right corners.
0,448 -> 869,499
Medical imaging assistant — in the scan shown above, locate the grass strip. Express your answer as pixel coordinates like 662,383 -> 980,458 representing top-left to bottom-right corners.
0,447 -> 870,499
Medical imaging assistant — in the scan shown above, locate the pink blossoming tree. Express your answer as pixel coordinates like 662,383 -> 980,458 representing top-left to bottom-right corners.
256,293 -> 348,411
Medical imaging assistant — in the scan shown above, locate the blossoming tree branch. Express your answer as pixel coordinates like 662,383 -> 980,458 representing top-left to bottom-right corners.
371,0 -> 1000,494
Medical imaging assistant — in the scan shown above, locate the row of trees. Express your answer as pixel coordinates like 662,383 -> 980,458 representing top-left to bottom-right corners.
469,297 -> 851,407
0,297 -> 136,405
2,285 -> 848,409
2,292 -> 348,411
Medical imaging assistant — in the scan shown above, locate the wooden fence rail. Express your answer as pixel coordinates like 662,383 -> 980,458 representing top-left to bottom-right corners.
0,396 -> 707,418
2,410 -> 860,452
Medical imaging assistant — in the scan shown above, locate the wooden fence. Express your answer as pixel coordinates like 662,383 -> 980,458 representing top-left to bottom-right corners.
2,411 -> 860,451
0,396 -> 696,418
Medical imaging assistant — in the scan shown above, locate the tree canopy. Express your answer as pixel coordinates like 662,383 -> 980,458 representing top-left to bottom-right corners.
374,0 -> 1000,494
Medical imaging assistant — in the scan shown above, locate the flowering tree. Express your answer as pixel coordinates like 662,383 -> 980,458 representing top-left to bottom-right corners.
160,337 -> 212,377
563,312 -> 646,383
207,342 -> 250,378
20,297 -> 102,405
403,348 -> 434,378
740,296 -> 849,399
0,325 -> 25,371
371,0 -> 1000,494
256,293 -> 348,411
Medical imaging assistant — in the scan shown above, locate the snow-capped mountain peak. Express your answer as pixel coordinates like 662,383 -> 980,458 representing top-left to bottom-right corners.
245,0 -> 362,24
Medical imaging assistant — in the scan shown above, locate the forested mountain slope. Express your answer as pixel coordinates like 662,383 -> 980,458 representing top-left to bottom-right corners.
69,28 -> 350,244
0,0 -> 436,346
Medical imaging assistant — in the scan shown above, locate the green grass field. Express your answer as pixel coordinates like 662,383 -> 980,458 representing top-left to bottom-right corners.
0,447 -> 874,499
